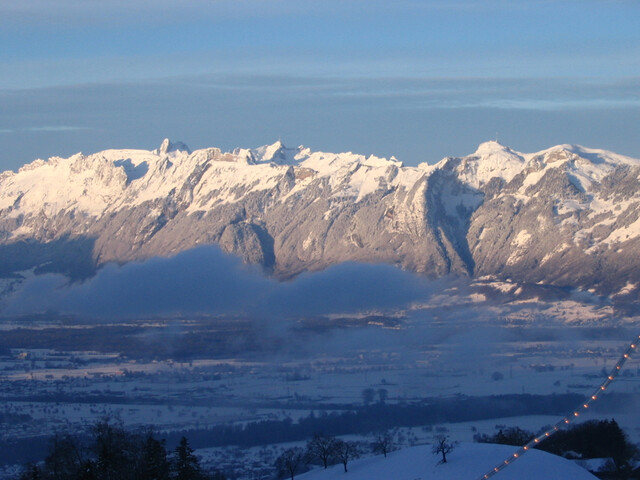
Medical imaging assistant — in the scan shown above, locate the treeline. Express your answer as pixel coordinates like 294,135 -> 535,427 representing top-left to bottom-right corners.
476,419 -> 640,478
275,432 -> 390,480
170,393 -> 583,449
13,407 -> 640,479
15,419 -> 226,480
1,393 -> 589,469
0,323 -> 266,361
17,428 -> 394,480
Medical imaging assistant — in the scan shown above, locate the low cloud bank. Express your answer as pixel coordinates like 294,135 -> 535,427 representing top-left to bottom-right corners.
2,245 -> 438,319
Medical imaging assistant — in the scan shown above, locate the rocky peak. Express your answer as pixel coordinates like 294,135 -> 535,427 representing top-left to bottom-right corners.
157,138 -> 191,155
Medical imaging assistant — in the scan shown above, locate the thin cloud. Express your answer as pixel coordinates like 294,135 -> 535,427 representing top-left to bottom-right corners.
2,0 -> 608,25
0,126 -> 91,134
1,72 -> 639,172
425,98 -> 640,112
26,126 -> 92,132
0,0 -> 374,26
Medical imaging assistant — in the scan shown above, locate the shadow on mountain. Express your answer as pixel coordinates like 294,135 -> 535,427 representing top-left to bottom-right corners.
426,169 -> 480,276
0,235 -> 97,280
251,223 -> 275,270
114,159 -> 149,183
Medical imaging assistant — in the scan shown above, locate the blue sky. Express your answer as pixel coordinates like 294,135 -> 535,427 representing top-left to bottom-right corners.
0,0 -> 639,170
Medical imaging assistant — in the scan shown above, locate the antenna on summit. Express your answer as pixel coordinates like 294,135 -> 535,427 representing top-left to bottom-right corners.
495,132 -> 499,143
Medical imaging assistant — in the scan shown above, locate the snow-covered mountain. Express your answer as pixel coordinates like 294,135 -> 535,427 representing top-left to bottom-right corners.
1,138 -> 640,300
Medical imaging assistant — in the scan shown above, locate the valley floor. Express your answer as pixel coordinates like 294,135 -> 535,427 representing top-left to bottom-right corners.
0,290 -> 639,478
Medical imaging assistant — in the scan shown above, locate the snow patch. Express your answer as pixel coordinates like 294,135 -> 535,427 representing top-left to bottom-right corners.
456,141 -> 526,188
512,230 -> 532,248
614,282 -> 637,296
507,230 -> 533,266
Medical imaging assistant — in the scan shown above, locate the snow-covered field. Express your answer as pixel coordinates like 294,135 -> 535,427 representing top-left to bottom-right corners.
0,292 -> 639,479
298,443 -> 598,480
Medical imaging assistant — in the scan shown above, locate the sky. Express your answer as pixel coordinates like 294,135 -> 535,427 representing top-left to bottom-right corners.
0,0 -> 639,171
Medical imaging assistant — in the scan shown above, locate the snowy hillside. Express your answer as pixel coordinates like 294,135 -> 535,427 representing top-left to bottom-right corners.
299,443 -> 597,480
2,138 -> 640,299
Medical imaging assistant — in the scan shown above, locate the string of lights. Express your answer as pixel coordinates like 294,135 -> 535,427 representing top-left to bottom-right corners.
477,334 -> 640,480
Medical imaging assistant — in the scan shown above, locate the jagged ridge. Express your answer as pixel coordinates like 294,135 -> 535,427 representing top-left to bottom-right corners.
1,139 -> 640,300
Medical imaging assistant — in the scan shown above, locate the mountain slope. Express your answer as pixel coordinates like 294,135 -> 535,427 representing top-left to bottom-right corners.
1,139 -> 639,299
298,443 -> 598,480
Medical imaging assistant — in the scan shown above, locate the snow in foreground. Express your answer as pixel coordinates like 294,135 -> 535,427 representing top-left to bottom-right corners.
299,443 -> 597,480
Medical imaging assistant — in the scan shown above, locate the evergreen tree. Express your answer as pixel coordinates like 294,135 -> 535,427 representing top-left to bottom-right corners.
172,437 -> 204,480
139,433 -> 170,480
538,418 -> 638,473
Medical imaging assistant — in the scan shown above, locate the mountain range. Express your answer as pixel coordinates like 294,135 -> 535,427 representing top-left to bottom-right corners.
1,138 -> 640,302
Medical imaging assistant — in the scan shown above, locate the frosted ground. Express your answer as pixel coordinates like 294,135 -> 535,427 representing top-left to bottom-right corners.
298,443 -> 598,480
1,280 -> 639,478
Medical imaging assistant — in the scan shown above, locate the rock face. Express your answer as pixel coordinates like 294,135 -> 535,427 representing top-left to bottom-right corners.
1,138 -> 640,298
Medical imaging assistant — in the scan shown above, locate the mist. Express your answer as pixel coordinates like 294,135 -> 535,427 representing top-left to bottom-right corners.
4,244 -> 631,379
1,245 -> 440,319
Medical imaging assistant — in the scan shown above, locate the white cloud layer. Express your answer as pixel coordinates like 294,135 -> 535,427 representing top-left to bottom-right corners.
2,245 -> 439,319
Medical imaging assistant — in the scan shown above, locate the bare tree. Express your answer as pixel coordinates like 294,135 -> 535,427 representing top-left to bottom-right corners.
371,431 -> 395,458
45,433 -> 86,480
334,440 -> 360,473
432,435 -> 457,464
275,447 -> 306,480
306,433 -> 338,469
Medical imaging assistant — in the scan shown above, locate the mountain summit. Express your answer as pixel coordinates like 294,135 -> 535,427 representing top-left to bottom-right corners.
1,140 -> 640,300
156,138 -> 191,155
